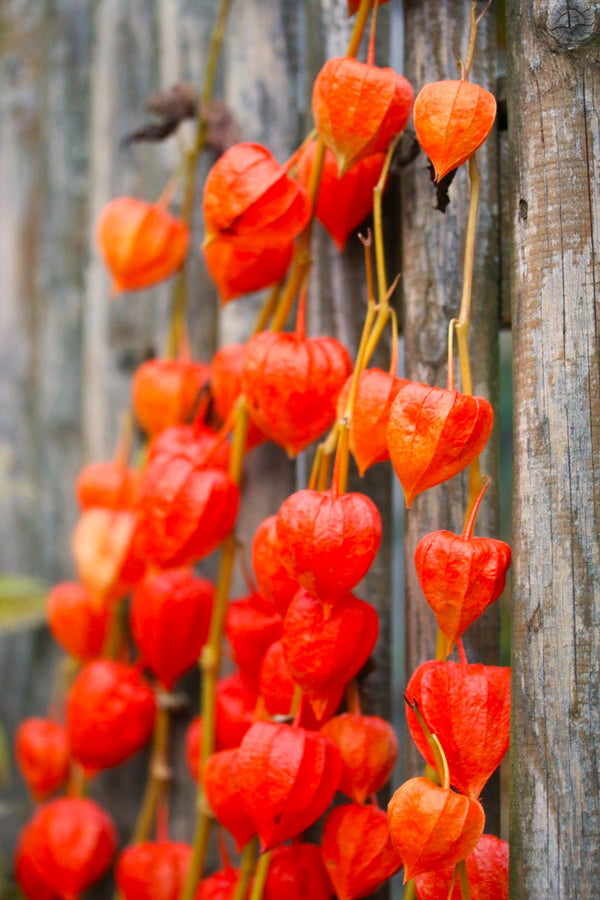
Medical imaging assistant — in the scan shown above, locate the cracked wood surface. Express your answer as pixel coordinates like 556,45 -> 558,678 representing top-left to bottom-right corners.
507,0 -> 600,895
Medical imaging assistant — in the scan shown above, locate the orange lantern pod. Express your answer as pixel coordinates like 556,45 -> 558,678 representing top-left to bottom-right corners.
67,660 -> 156,771
135,448 -> 239,569
185,716 -> 203,782
225,594 -> 283,695
130,568 -> 215,690
386,381 -> 494,507
47,581 -> 110,661
15,719 -> 70,802
203,142 -> 311,245
264,844 -> 334,900
275,489 -> 382,604
71,507 -> 146,603
243,331 -> 353,457
388,776 -> 485,882
76,461 -> 140,510
312,57 -> 413,175
215,672 -> 256,750
337,368 -> 409,475
282,589 -> 379,720
405,661 -> 511,800
252,515 -> 300,617
17,798 -> 117,900
194,868 -> 240,900
211,344 -> 266,449
203,749 -> 256,851
321,803 -> 402,900
15,821 -> 61,900
148,424 -> 231,471
232,721 -> 342,849
132,358 -> 211,437
97,197 -> 189,294
414,833 -> 509,900
296,141 -> 387,249
115,842 -> 192,900
204,236 -> 295,304
320,713 -> 398,803
413,80 -> 497,182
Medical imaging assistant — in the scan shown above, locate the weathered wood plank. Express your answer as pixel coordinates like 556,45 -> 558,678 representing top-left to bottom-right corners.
507,0 -> 600,894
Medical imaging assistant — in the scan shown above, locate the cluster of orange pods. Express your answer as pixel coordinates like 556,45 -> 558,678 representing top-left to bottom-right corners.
13,2 -> 508,898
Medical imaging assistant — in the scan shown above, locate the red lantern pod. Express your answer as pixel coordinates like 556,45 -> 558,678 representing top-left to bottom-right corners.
67,660 -> 156,771
132,358 -> 211,437
388,776 -> 485,882
414,833 -> 509,900
211,344 -> 266,449
15,719 -> 70,802
115,842 -> 192,900
312,57 -> 413,175
130,568 -> 215,690
18,798 -> 117,900
203,142 -> 311,246
216,672 -> 257,749
405,661 -> 511,799
15,822 -> 60,899
97,197 -> 189,294
47,581 -> 110,661
415,529 -> 511,653
203,749 -> 257,851
252,515 -> 300,617
225,594 -> 283,694
337,369 -> 409,475
148,424 -> 231,471
322,804 -> 402,900
275,489 -> 382,603
282,589 -> 379,719
259,640 -> 296,716
135,449 -> 239,569
296,141 -> 387,250
205,235 -> 295,304
185,716 -> 203,782
232,720 -> 342,849
264,843 -> 334,900
386,382 -> 494,507
320,713 -> 398,803
71,507 -> 146,603
243,331 -> 352,457
413,80 -> 497,182
76,461 -> 140,510
194,868 -> 240,900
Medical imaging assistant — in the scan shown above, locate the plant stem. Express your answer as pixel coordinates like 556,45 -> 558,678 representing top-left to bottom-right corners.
233,837 -> 260,900
249,851 -> 271,900
457,859 -> 471,899
131,696 -> 172,843
404,879 -> 417,900
347,0 -> 374,58
454,155 -> 483,524
166,0 -> 235,358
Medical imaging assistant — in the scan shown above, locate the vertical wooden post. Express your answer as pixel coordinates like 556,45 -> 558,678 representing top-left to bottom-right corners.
507,0 -> 600,894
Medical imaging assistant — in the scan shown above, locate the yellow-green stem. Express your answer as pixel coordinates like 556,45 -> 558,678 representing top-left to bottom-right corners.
346,0 -> 374,58
249,851 -> 272,900
404,879 -> 417,900
131,700 -> 171,844
233,837 -> 260,900
454,155 -> 483,524
457,859 -> 471,899
166,0 -> 235,358
253,282 -> 282,334
181,811 -> 213,900
462,0 -> 479,81
361,136 -> 401,368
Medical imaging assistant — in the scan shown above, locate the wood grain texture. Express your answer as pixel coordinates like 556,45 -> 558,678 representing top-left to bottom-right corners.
507,0 -> 600,895
398,0 -> 502,816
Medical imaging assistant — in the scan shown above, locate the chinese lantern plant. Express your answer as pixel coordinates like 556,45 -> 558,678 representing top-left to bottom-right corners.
15,718 -> 70,802
97,196 -> 190,293
115,841 -> 193,900
132,357 -> 211,437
